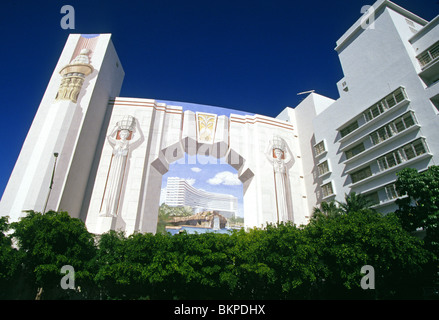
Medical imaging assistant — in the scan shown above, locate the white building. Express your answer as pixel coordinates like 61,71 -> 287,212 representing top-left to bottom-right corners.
164,177 -> 238,218
277,0 -> 439,214
0,0 -> 438,235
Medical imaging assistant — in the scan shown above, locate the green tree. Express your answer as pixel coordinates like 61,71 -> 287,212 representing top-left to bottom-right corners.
0,216 -> 22,299
11,211 -> 97,299
228,223 -> 320,299
305,210 -> 433,299
169,231 -> 235,299
95,229 -> 235,300
312,200 -> 342,219
312,193 -> 373,221
94,230 -> 148,299
395,166 -> 439,257
337,192 -> 374,214
2,206 -> 435,300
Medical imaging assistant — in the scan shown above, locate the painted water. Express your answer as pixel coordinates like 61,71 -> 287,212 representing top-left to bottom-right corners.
166,226 -> 240,235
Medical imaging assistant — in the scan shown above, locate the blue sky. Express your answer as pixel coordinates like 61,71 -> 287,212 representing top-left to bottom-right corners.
0,0 -> 437,199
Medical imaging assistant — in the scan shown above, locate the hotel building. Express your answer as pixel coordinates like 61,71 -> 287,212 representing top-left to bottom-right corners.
0,0 -> 438,234
277,0 -> 439,214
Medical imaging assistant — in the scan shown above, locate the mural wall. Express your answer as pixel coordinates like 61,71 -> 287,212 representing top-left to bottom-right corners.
158,154 -> 244,234
85,98 -> 310,235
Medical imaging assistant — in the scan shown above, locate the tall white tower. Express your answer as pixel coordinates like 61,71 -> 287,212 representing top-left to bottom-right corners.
0,34 -> 125,221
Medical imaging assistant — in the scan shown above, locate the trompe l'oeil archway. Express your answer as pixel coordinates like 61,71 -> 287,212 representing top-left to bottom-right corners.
85,98 -> 304,235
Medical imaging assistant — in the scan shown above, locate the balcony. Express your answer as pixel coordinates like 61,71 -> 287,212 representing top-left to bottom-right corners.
417,41 -> 439,69
358,182 -> 409,210
417,41 -> 439,86
337,87 -> 410,143
341,112 -> 420,165
349,152 -> 432,188
347,138 -> 432,188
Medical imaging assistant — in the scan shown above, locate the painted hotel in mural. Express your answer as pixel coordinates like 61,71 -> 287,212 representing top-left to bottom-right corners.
0,0 -> 438,235
164,177 -> 238,218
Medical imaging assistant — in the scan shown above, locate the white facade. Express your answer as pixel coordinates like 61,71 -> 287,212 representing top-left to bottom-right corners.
1,0 -> 438,235
165,177 -> 238,218
281,0 -> 439,213
0,34 -> 124,222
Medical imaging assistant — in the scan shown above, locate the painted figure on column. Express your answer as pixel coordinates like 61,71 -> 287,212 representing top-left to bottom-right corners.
266,136 -> 293,223
101,115 -> 142,217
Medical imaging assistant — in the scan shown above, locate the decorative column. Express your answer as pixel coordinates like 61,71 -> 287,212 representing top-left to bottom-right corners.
56,48 -> 93,103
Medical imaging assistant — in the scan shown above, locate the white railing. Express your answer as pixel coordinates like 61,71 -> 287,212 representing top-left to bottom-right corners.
417,41 -> 439,69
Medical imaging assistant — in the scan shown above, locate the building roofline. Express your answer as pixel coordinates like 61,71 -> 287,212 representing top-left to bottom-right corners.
335,0 -> 428,52
409,14 -> 439,43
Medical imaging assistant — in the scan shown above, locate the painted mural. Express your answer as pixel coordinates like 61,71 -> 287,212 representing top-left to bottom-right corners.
85,95 -> 298,236
156,101 -> 253,234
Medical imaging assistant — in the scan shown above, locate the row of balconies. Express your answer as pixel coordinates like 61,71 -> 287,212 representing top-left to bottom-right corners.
316,140 -> 431,204
314,86 -> 432,207
337,87 -> 409,143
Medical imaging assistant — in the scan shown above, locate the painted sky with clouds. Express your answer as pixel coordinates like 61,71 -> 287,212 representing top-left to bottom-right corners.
160,154 -> 244,217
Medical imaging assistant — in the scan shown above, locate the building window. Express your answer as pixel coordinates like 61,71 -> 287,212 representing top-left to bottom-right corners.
370,125 -> 394,145
351,166 -> 372,184
430,94 -> 439,113
321,182 -> 334,198
384,184 -> 400,200
377,151 -> 403,171
314,141 -> 326,156
417,41 -> 439,68
340,121 -> 359,138
409,27 -> 418,34
364,191 -> 380,205
403,139 -> 427,160
394,112 -> 415,132
364,102 -> 386,122
363,87 -> 407,122
377,138 -> 428,172
345,142 -> 365,159
317,160 -> 330,176
405,18 -> 415,27
370,112 -> 417,145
